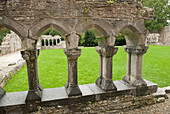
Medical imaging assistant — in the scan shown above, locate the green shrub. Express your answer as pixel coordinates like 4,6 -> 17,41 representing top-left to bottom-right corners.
115,33 -> 126,46
79,30 -> 98,47
41,28 -> 65,40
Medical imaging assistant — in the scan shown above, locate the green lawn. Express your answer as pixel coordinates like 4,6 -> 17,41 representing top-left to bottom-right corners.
4,46 -> 170,92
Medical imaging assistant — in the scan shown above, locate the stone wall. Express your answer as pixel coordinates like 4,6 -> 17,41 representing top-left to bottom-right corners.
146,26 -> 170,46
159,26 -> 170,46
146,33 -> 160,45
0,31 -> 22,56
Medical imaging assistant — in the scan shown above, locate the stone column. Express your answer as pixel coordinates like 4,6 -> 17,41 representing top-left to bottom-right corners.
123,46 -> 149,87
0,87 -> 6,100
64,48 -> 82,97
96,46 -> 118,91
21,49 -> 43,102
95,46 -> 103,86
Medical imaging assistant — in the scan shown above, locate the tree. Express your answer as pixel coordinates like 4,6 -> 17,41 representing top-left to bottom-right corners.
142,0 -> 170,31
79,30 -> 98,46
115,33 -> 126,46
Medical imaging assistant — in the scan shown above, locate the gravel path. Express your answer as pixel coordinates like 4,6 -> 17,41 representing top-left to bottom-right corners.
0,51 -> 22,69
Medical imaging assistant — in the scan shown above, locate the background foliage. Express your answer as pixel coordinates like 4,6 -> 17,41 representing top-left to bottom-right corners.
41,28 -> 65,41
142,0 -> 170,31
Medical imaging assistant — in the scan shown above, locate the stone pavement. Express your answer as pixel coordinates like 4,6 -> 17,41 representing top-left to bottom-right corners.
0,51 -> 23,69
0,51 -> 25,87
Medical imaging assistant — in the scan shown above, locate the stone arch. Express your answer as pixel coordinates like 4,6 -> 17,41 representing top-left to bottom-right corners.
29,18 -> 72,39
1,16 -> 28,39
113,20 -> 146,46
76,19 -> 112,38
75,19 -> 113,47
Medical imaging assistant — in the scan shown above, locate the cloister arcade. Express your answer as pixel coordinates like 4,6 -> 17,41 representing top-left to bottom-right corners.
0,0 -> 158,112
38,35 -> 66,49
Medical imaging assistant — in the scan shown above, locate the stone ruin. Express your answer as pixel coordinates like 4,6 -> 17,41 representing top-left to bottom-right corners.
146,33 -> 160,45
0,31 -> 22,56
146,26 -> 170,45
0,0 -> 168,113
37,35 -> 66,49
159,26 -> 170,46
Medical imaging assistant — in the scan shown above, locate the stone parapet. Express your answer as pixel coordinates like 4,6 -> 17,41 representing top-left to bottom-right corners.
0,80 -> 161,113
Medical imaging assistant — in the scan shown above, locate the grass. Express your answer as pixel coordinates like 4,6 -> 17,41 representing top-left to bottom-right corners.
3,46 -> 170,92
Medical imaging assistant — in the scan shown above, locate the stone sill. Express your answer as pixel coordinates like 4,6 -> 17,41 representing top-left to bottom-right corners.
0,80 -> 158,108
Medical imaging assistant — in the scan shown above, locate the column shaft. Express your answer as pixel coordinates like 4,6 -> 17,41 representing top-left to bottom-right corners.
123,46 -> 148,87
95,46 -> 103,86
95,46 -> 118,91
21,49 -> 43,102
64,48 -> 82,97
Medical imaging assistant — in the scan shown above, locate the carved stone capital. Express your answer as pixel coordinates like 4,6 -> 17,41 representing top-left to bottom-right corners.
21,49 -> 40,61
124,46 -> 149,55
64,48 -> 81,59
101,46 -> 118,57
95,46 -> 102,56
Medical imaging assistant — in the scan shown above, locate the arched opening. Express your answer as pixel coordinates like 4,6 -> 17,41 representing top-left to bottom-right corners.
57,39 -> 60,44
114,25 -> 147,87
34,27 -> 67,89
41,39 -> 45,46
53,39 -> 56,46
45,39 -> 49,46
0,27 -> 25,92
78,28 -> 108,85
114,33 -> 126,46
49,39 -> 52,46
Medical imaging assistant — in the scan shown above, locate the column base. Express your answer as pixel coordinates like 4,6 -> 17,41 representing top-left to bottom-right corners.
65,84 -> 82,97
95,76 -> 102,87
123,75 -> 147,87
96,77 -> 117,91
0,87 -> 6,100
25,84 -> 43,103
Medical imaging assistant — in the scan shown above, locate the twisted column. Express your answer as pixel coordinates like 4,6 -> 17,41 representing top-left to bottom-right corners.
21,49 -> 43,102
64,48 -> 82,97
96,46 -> 118,91
123,46 -> 149,87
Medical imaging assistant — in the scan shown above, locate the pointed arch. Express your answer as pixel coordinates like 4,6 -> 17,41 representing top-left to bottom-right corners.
29,18 -> 72,39
75,19 -> 112,38
113,20 -> 147,46
2,16 -> 28,39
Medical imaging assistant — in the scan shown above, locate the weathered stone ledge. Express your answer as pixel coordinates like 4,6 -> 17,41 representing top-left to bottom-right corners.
0,59 -> 25,87
0,80 -> 161,113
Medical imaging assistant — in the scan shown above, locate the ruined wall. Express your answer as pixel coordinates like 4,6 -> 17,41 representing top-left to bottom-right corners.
0,31 -> 22,56
0,0 -> 153,49
38,35 -> 66,49
159,26 -> 170,46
